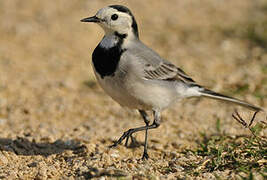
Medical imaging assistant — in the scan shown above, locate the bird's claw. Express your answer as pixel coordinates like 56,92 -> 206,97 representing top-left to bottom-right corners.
142,151 -> 149,160
109,129 -> 135,148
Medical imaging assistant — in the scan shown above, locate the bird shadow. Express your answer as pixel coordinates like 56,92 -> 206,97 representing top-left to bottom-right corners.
0,137 -> 86,156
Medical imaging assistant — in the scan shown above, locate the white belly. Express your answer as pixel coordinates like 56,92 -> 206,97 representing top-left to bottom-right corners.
95,71 -> 151,110
94,70 -> 183,110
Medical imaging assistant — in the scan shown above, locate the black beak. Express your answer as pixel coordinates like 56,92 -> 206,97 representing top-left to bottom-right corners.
80,16 -> 101,23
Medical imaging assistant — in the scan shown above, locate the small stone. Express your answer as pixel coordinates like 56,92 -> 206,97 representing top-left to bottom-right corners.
0,152 -> 8,164
0,118 -> 6,125
28,162 -> 38,167
127,163 -> 134,170
35,163 -> 48,179
175,165 -> 184,172
110,153 -> 119,158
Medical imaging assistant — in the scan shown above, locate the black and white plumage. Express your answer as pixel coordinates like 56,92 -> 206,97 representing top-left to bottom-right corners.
81,5 -> 263,159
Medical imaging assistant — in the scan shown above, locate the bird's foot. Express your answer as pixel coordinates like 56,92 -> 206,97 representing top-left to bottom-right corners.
142,151 -> 149,160
109,128 -> 135,148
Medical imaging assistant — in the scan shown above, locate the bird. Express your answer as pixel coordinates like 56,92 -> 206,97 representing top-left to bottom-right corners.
81,5 -> 263,159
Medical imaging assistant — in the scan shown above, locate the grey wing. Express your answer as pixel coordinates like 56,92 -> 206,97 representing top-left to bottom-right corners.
144,62 -> 197,84
128,40 -> 197,85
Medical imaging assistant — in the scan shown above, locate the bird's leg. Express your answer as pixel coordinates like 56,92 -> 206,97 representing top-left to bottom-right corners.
110,110 -> 161,160
142,110 -> 161,159
125,110 -> 150,147
139,110 -> 150,160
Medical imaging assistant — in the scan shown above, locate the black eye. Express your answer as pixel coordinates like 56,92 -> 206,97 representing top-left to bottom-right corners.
111,14 -> 118,20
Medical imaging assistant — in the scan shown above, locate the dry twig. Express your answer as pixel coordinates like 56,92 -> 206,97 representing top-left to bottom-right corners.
232,110 -> 267,145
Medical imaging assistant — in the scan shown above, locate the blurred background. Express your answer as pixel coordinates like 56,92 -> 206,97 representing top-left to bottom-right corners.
0,0 -> 266,178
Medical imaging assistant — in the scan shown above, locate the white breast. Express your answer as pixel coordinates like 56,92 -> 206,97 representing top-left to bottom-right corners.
93,65 -> 151,110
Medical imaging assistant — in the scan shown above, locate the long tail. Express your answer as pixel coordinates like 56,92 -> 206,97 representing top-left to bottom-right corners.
199,88 -> 263,112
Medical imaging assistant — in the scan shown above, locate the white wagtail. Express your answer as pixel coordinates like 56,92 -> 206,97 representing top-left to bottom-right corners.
81,5 -> 263,159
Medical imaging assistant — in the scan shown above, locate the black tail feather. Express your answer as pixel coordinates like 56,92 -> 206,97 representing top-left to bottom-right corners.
200,88 -> 263,112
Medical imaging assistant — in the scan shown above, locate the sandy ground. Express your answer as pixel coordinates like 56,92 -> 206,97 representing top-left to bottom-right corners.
0,0 -> 266,179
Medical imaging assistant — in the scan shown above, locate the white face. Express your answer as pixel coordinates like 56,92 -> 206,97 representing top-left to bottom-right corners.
95,7 -> 133,35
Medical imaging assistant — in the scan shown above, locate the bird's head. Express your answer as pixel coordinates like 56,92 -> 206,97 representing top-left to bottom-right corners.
81,5 -> 139,39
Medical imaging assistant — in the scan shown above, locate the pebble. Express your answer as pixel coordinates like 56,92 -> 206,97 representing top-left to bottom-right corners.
36,166 -> 48,179
28,162 -> 38,168
110,149 -> 119,158
0,152 -> 8,164
0,118 -> 6,125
